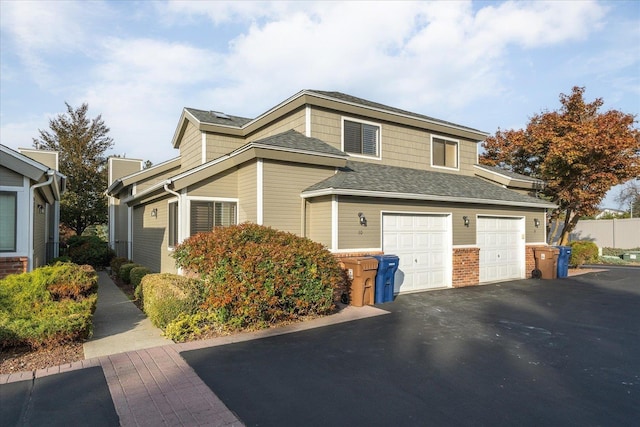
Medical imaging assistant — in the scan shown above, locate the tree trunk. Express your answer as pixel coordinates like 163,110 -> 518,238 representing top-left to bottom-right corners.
559,210 -> 580,245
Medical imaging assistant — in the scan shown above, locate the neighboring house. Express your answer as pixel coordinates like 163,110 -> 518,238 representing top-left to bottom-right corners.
0,145 -> 66,278
107,90 -> 555,293
594,208 -> 626,219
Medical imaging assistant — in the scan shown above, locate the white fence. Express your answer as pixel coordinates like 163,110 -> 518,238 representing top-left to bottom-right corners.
569,218 -> 640,249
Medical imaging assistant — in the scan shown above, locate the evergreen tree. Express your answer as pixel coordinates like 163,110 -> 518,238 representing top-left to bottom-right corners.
34,103 -> 114,236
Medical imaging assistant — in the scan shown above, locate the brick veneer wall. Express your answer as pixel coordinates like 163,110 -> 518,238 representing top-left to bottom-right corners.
526,245 -> 545,278
452,247 -> 480,287
0,257 -> 28,279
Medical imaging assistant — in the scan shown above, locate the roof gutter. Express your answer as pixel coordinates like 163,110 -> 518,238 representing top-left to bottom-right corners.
301,188 -> 557,209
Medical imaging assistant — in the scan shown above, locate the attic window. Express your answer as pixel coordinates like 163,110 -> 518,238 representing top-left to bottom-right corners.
211,111 -> 231,119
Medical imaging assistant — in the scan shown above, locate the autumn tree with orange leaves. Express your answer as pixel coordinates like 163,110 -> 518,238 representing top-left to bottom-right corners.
481,86 -> 640,245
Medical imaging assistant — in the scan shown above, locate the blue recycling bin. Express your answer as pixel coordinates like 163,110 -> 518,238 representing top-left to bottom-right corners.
372,255 -> 399,303
556,246 -> 572,278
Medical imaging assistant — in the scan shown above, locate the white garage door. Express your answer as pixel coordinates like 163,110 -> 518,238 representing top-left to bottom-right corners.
477,216 -> 525,283
382,214 -> 452,293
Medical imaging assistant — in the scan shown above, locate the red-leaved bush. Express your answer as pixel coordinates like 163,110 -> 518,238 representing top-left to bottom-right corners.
173,223 -> 347,329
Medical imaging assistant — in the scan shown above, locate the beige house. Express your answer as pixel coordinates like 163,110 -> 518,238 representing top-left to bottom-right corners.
1,145 -> 66,278
107,90 -> 555,293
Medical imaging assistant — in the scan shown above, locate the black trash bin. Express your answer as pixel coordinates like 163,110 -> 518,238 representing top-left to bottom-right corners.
372,255 -> 399,303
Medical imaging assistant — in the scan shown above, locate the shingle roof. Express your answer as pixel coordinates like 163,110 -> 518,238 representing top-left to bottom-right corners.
307,90 -> 487,135
185,108 -> 252,127
252,130 -> 347,157
475,164 -> 544,184
304,161 -> 555,208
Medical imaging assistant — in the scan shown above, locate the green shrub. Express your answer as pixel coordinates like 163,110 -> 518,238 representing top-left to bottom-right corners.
164,310 -> 228,342
110,257 -> 132,278
0,263 -> 98,349
173,223 -> 347,330
569,240 -> 599,267
120,263 -> 141,284
138,274 -> 202,330
66,235 -> 115,268
130,266 -> 151,289
48,255 -> 72,265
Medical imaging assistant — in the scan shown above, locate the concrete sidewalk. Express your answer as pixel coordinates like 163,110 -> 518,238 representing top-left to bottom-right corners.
1,271 -> 388,426
83,271 -> 172,359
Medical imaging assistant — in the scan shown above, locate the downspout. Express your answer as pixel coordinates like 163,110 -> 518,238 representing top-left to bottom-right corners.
28,170 -> 55,271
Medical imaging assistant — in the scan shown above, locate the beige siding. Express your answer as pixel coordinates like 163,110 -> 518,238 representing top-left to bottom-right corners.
179,121 -> 204,170
32,193 -> 46,268
305,196 -> 332,249
134,165 -> 181,194
249,108 -> 306,142
237,161 -> 257,223
109,158 -> 142,184
132,200 -> 176,273
0,166 -> 23,186
309,107 -> 480,175
205,133 -> 245,162
19,150 -> 58,170
114,201 -> 129,243
187,168 -> 238,198
335,196 -> 547,250
262,160 -> 334,235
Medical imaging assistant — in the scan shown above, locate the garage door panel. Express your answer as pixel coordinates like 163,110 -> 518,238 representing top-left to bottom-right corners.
478,217 -> 525,283
383,214 -> 452,293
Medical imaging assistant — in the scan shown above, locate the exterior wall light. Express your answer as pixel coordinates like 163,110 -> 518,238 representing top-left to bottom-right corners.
463,216 -> 470,227
358,212 -> 367,227
151,208 -> 158,218
37,204 -> 45,214
534,218 -> 540,228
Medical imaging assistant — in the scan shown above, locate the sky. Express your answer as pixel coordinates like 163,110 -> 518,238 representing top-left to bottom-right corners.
1,0 -> 639,208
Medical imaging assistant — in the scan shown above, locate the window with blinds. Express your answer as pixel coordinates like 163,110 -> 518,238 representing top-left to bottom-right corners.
432,137 -> 458,168
189,201 -> 237,236
0,191 -> 17,252
168,201 -> 178,248
343,120 -> 379,156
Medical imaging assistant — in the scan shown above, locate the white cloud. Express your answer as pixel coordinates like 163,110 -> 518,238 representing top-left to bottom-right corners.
0,1 -> 111,86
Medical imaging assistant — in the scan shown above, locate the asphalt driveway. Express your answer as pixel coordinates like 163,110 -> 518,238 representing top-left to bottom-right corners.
182,267 -> 640,427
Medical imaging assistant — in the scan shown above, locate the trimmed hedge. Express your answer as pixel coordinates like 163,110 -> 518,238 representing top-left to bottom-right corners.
120,263 -> 141,284
138,274 -> 202,329
0,263 -> 98,349
110,257 -> 132,278
66,235 -> 115,268
173,223 -> 347,330
130,266 -> 151,289
570,240 -> 599,266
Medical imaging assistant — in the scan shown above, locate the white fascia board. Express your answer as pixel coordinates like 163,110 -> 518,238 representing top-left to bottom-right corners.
473,165 -> 544,185
301,188 -> 558,209
257,159 -> 263,225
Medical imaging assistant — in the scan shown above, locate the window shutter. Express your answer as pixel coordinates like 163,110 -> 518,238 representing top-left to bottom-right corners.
344,120 -> 362,154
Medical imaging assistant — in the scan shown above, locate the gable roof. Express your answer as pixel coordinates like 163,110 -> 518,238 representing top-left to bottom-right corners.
303,161 -> 556,209
474,164 -> 544,186
184,108 -> 252,128
0,144 -> 66,202
116,130 -> 347,204
172,90 -> 490,149
308,90 -> 486,135
252,129 -> 347,157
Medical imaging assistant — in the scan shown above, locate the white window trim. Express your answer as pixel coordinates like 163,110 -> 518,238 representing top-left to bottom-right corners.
430,134 -> 460,171
341,116 -> 382,160
0,183 -> 28,256
184,196 -> 239,237
166,197 -> 179,250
